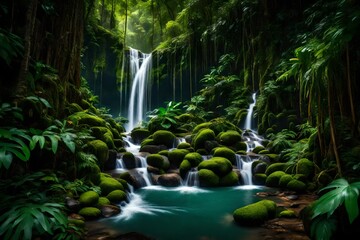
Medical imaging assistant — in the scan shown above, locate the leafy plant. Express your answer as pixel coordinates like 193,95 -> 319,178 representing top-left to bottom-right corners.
310,178 -> 360,240
267,129 -> 296,154
0,28 -> 23,65
147,101 -> 183,129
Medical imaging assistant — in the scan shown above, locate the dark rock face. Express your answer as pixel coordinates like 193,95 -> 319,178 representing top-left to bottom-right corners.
139,145 -> 167,154
157,173 -> 182,187
104,150 -> 118,170
101,205 -> 121,218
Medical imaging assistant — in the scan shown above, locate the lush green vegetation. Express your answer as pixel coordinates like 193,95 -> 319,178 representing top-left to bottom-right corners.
1,0 -> 360,239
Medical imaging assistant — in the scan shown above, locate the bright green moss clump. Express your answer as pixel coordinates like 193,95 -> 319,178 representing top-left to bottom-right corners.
193,128 -> 215,150
106,190 -> 127,203
218,130 -> 242,146
296,158 -> 314,178
147,154 -> 168,169
79,191 -> 99,207
86,139 -> 109,164
265,171 -> 286,187
168,149 -> 189,167
198,157 -> 233,177
78,207 -> 101,219
233,200 -> 277,226
265,162 -> 286,175
213,147 -> 236,164
219,171 -> 239,186
279,174 -> 293,187
198,169 -> 219,187
97,197 -> 111,207
183,152 -> 203,167
99,177 -> 124,195
179,159 -> 192,177
152,130 -> 176,148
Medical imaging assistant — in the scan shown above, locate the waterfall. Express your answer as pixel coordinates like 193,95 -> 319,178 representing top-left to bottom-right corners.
236,155 -> 253,185
183,169 -> 199,187
243,92 -> 257,130
126,48 -> 152,131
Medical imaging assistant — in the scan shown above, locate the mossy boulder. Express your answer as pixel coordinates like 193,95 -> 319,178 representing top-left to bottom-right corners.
177,142 -> 191,149
265,171 -> 286,187
198,169 -> 219,187
265,163 -> 286,176
183,152 -> 203,167
158,150 -> 169,157
192,128 -> 216,150
68,112 -> 106,127
140,138 -> 155,148
131,128 -> 151,144
279,210 -> 297,218
296,158 -> 314,179
68,219 -> 85,228
152,130 -> 176,148
193,118 -> 241,136
198,157 -> 233,177
79,191 -> 99,207
86,140 -> 109,165
146,154 -> 169,170
218,130 -> 243,146
99,177 -> 124,195
78,207 -> 101,219
219,171 -> 239,186
233,200 -> 277,226
235,142 -> 248,151
179,160 -> 192,177
279,174 -> 293,188
97,197 -> 111,207
122,152 -> 136,169
106,190 -> 127,203
287,179 -> 307,192
168,149 -> 189,167
212,147 -> 236,165
252,146 -> 265,154
253,173 -> 267,185
252,160 -> 268,174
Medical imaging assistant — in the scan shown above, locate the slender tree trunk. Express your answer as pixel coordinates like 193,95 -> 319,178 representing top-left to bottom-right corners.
346,46 -> 356,130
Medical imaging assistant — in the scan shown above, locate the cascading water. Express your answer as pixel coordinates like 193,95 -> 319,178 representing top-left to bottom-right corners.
243,92 -> 257,130
126,48 -> 152,131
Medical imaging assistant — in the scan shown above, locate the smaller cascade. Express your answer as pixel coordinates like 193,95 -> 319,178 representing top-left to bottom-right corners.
243,92 -> 257,131
236,155 -> 253,185
183,169 -> 199,187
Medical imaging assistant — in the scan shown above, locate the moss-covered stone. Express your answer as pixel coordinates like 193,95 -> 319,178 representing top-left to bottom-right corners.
179,159 -> 192,177
68,219 -> 85,228
177,142 -> 191,149
131,128 -> 151,144
69,112 -> 106,127
235,142 -> 248,152
97,197 -> 111,207
198,157 -> 233,177
233,200 -> 277,226
258,149 -> 270,154
193,118 -> 241,136
265,171 -> 286,187
296,158 -> 314,179
79,191 -> 99,207
279,210 -> 297,218
219,171 -> 239,186
265,163 -> 286,176
236,150 -> 247,155
183,152 -> 203,167
147,154 -> 167,169
158,150 -> 169,157
198,169 -> 219,187
218,130 -> 242,146
264,153 -> 279,162
287,179 -> 307,192
106,190 -> 127,203
253,173 -> 267,185
122,152 -> 136,169
78,207 -> 101,219
86,140 -> 109,166
196,148 -> 209,155
279,174 -> 293,188
252,146 -> 265,154
192,128 -> 216,150
168,149 -> 189,167
141,138 -> 155,147
99,177 -> 124,195
213,147 -> 236,165
152,130 -> 176,148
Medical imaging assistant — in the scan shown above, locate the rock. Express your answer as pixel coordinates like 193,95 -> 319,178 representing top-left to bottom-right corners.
104,149 -> 117,170
101,204 -> 121,218
157,173 -> 182,187
66,197 -> 80,211
140,144 -> 167,154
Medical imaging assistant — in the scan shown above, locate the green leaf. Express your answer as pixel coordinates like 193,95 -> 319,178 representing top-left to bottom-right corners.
48,135 -> 59,154
344,186 -> 359,223
0,150 -> 12,169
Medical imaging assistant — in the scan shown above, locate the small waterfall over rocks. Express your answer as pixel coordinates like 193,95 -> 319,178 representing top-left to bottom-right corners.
243,92 -> 257,131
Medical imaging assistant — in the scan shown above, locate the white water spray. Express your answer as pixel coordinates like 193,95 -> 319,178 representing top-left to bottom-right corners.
244,92 -> 257,130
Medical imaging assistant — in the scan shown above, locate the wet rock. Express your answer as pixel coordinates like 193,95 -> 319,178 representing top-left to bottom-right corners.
158,173 -> 182,187
104,150 -> 118,170
139,144 -> 167,154
101,204 -> 121,218
66,197 -> 80,211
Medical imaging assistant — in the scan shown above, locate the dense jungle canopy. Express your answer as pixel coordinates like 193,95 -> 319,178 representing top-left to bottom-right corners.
1,0 -> 360,239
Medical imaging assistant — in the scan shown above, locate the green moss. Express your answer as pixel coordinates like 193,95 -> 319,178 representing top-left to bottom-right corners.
293,174 -> 307,182
106,190 -> 127,203
264,153 -> 279,161
141,138 -> 155,147
147,154 -> 166,169
213,147 -> 236,165
279,174 -> 293,188
287,179 -> 307,192
235,142 -> 248,151
99,177 -> 124,195
265,171 -> 286,187
179,159 -> 192,177
236,150 -> 247,155
253,173 -> 267,185
183,152 -> 203,167
258,149 -> 270,154
122,152 -> 136,169
86,140 -> 109,164
68,219 -> 85,228
79,191 -> 99,207
198,169 -> 219,187
177,142 -> 191,149
97,197 -> 111,207
78,207 -> 101,219
265,163 -> 286,176
279,210 -> 297,218
198,157 -> 233,177
152,130 -> 176,148
219,171 -> 239,186
233,202 -> 268,226
196,149 -> 209,155
168,149 -> 189,167
193,128 -> 215,150
259,200 -> 277,218
218,130 -> 242,146
68,111 -> 106,127
158,150 -> 169,157
131,128 -> 151,144
296,158 -> 314,178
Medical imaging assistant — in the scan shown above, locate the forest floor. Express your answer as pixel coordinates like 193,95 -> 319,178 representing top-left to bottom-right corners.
84,190 -> 317,240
